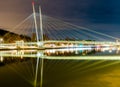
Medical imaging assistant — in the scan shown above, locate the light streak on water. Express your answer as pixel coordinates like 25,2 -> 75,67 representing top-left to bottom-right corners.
34,56 -> 40,87
0,47 -> 120,87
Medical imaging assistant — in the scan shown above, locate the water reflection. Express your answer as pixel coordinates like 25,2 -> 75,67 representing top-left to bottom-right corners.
0,46 -> 120,59
0,47 -> 120,87
0,47 -> 119,64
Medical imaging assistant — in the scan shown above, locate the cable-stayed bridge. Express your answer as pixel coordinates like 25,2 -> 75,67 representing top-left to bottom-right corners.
1,13 -> 120,50
0,40 -> 120,50
0,1 -> 119,50
1,13 -> 120,49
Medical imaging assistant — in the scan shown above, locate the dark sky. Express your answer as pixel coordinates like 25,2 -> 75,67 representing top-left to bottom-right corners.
0,0 -> 120,37
40,0 -> 120,24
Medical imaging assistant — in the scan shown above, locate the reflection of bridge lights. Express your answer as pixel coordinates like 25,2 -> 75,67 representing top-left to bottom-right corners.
79,44 -> 83,47
96,45 -> 101,49
79,50 -> 83,53
112,47 -> 117,50
68,48 -> 74,53
109,50 -> 112,53
0,56 -> 4,62
101,49 -> 105,52
20,56 -> 23,59
82,52 -> 86,56
75,50 -> 78,54
116,50 -> 119,54
101,47 -> 111,52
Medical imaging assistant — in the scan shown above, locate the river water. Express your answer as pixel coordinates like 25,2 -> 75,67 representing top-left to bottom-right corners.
0,47 -> 120,87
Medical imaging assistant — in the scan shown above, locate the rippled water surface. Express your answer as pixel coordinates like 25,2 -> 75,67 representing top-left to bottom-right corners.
0,47 -> 120,87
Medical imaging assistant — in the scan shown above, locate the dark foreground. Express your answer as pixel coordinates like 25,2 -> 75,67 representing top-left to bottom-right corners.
0,59 -> 120,87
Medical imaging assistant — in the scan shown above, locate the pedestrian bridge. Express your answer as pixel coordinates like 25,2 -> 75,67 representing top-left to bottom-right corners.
0,40 -> 119,50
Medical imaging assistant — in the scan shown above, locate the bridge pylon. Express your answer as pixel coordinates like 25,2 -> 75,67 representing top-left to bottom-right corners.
32,1 -> 44,48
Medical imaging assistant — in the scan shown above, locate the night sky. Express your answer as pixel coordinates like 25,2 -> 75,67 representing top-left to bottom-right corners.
0,0 -> 120,37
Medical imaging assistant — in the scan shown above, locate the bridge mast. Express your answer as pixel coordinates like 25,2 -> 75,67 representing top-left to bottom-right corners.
39,6 -> 44,44
32,1 -> 39,43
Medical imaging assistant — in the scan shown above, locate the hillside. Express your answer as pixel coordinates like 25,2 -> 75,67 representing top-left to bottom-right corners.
0,29 -> 8,36
0,29 -> 31,43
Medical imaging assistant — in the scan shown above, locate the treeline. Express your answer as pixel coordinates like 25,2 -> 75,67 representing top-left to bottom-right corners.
0,29 -> 31,43
0,29 -> 95,43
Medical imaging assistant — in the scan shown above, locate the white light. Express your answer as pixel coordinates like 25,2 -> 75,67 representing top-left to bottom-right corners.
109,50 -> 112,53
0,38 -> 3,42
37,42 -> 43,46
37,52 -> 42,57
0,56 -> 4,62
